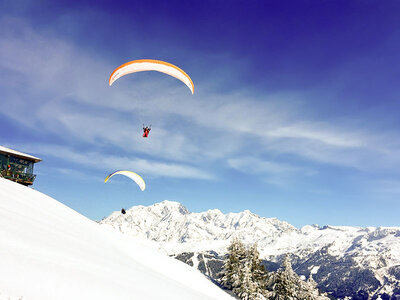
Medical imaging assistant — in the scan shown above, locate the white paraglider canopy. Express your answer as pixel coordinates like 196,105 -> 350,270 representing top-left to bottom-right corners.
104,170 -> 146,191
109,59 -> 194,94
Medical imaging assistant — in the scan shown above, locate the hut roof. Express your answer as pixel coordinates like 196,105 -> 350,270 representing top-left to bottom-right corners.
0,146 -> 42,163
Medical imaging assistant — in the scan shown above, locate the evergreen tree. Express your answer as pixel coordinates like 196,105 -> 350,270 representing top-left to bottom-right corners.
272,255 -> 299,299
237,243 -> 267,300
248,243 -> 268,299
221,241 -> 329,300
298,273 -> 329,300
220,237 -> 247,291
249,243 -> 267,286
220,239 -> 268,300
266,255 -> 329,300
307,274 -> 317,288
237,260 -> 257,300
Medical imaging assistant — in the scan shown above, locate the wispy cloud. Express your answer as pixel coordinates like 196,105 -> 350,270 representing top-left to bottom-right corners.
228,157 -> 316,186
368,179 -> 400,196
44,167 -> 104,182
228,157 -> 314,175
24,144 -> 214,180
2,16 -> 400,183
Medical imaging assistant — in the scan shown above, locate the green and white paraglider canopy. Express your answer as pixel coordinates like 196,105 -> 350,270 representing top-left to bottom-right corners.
104,170 -> 146,191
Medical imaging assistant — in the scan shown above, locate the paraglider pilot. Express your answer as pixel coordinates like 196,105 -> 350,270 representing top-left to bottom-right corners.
143,125 -> 151,138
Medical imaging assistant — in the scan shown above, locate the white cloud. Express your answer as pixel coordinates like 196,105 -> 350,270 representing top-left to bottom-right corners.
265,122 -> 365,148
46,167 -> 104,182
228,157 -> 313,175
26,144 -> 214,180
2,16 -> 400,180
228,157 -> 316,186
369,179 -> 400,195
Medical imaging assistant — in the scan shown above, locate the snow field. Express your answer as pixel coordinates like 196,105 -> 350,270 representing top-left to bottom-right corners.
0,178 -> 233,300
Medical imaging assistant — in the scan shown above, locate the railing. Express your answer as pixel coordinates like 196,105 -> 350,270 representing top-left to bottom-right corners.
0,169 -> 37,185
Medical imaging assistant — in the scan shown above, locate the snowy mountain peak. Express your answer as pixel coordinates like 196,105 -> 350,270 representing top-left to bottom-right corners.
206,208 -> 223,215
100,201 -> 298,250
100,200 -> 400,266
152,200 -> 190,216
301,224 -> 321,234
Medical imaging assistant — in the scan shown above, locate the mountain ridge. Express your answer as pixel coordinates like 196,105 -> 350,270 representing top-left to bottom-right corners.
100,200 -> 400,299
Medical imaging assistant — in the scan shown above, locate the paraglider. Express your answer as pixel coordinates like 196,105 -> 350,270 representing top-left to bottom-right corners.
104,170 -> 146,191
109,59 -> 194,138
105,171 -> 146,215
142,124 -> 151,138
109,59 -> 194,94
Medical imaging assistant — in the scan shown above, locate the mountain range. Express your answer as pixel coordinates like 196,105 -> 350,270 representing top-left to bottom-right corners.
100,200 -> 400,299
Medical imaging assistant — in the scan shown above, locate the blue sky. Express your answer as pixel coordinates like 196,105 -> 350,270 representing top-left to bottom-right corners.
1,0 -> 400,227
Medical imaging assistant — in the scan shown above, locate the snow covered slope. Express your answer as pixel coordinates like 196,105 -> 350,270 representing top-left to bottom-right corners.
100,200 -> 400,299
0,179 -> 233,300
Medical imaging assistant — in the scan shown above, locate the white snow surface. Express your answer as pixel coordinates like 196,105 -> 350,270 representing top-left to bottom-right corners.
0,178 -> 233,300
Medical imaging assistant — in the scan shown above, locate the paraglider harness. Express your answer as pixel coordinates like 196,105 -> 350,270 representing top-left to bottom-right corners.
142,124 -> 151,138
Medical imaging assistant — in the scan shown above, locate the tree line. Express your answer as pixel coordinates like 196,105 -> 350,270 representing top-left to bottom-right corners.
219,238 -> 329,300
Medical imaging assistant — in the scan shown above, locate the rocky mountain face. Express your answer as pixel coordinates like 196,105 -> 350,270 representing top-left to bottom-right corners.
100,200 -> 400,299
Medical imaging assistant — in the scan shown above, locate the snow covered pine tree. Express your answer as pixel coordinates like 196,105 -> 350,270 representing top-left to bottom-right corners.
267,255 -> 329,300
220,237 -> 247,292
220,238 -> 267,300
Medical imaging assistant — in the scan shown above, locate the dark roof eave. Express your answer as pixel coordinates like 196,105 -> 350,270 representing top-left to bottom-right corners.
0,150 -> 42,163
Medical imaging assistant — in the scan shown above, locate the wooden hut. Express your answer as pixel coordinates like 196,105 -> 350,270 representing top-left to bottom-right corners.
0,146 -> 42,186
